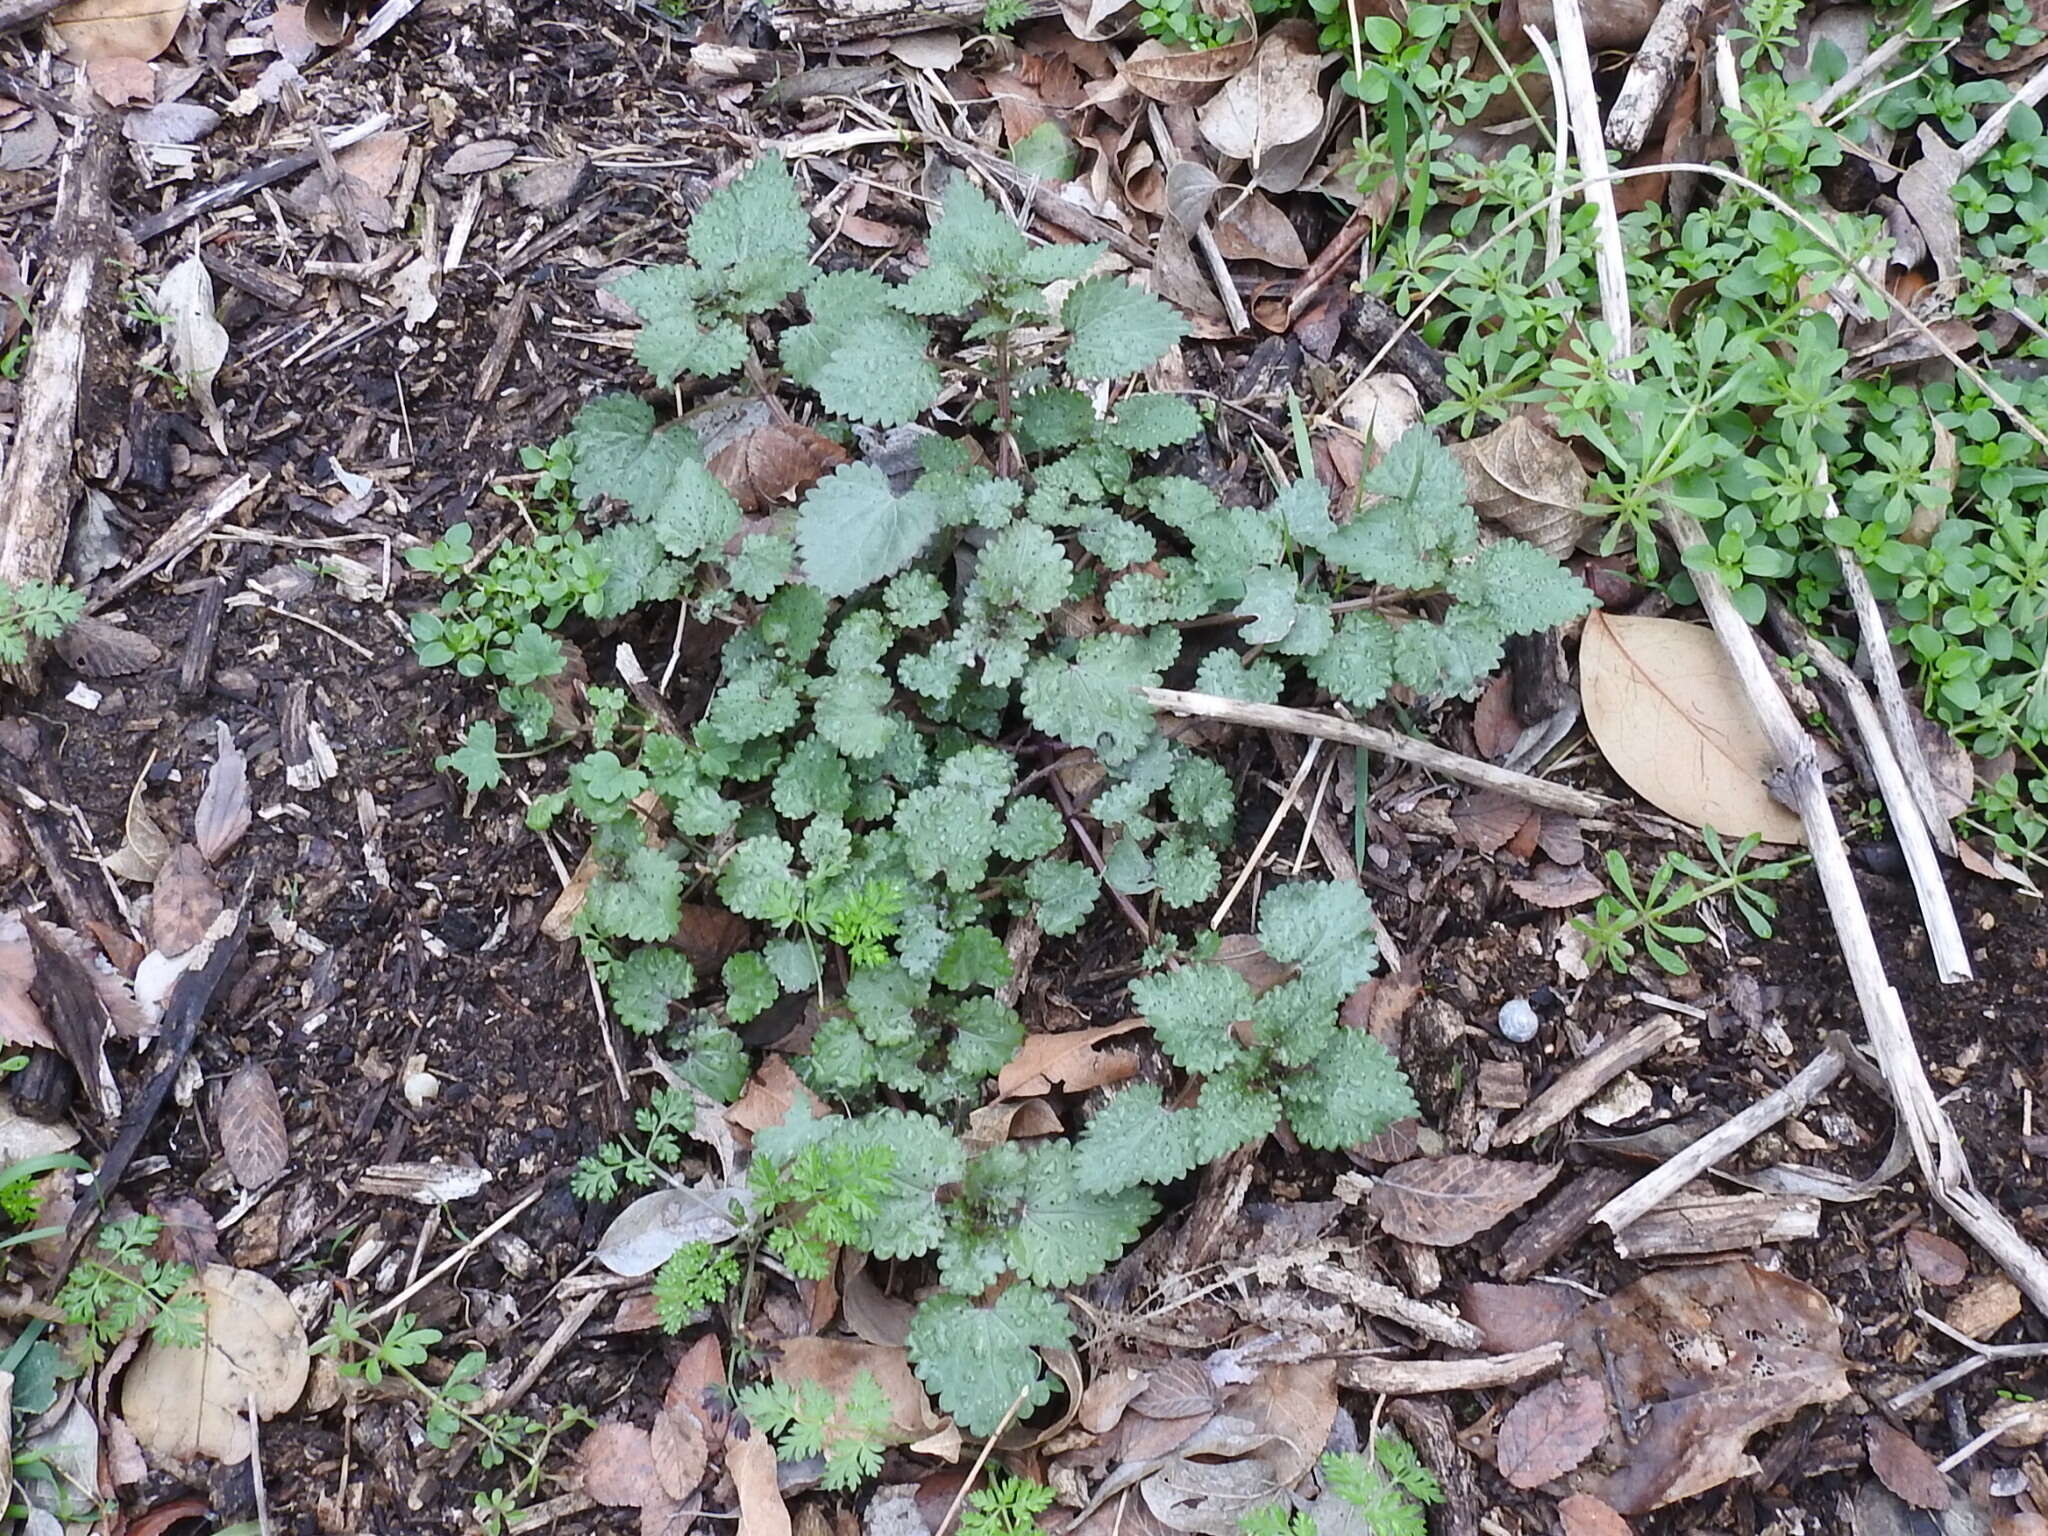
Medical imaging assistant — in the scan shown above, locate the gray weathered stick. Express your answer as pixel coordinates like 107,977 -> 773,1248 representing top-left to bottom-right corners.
1495,1012 -> 1686,1146
1604,0 -> 1704,154
0,111 -> 115,691
1339,1343 -> 1561,1394
1595,1042 -> 1846,1233
1139,688 -> 1616,817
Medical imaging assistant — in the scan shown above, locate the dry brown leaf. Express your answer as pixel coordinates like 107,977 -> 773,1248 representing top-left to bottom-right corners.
1081,1365 -> 1153,1434
122,1264 -> 309,1463
1473,674 -> 1520,759
597,1180 -> 748,1276
1866,1420 -> 1949,1511
1579,612 -> 1807,844
1449,788 -> 1537,854
1903,1227 -> 1968,1287
48,0 -> 187,62
581,1422 -> 664,1508
1498,1376 -> 1607,1488
54,621 -> 160,682
1368,1155 -> 1560,1245
1901,417 -> 1956,546
85,54 -> 155,103
1559,1494 -> 1634,1536
1233,1360 -> 1335,1484
1141,1453 -> 1280,1535
151,843 -> 223,955
1895,125 -> 1964,282
997,1019 -> 1146,1097
841,1250 -> 916,1347
1195,22 -> 1323,174
1124,0 -> 1255,104
964,1097 -> 1064,1152
651,1406 -> 710,1500
1135,1359 -> 1219,1421
774,1337 -> 941,1442
728,1055 -> 822,1139
1212,190 -> 1308,268
674,903 -> 752,972
1506,861 -> 1607,909
1454,414 -> 1592,560
1562,1261 -> 1849,1513
1947,1273 -> 2022,1339
707,423 -> 851,514
219,1061 -> 288,1187
195,722 -> 252,862
665,1333 -> 728,1425
1461,1281 -> 1588,1353
151,1193 -> 223,1269
731,1425 -> 792,1536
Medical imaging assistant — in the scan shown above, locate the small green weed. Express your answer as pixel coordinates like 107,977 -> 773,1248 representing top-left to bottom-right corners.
1241,1440 -> 1445,1536
736,1369 -> 892,1491
53,1215 -> 204,1365
959,1474 -> 1057,1536
0,579 -> 85,666
1576,830 -> 1807,976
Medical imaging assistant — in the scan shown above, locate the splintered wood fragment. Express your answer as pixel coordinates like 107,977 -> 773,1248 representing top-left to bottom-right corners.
132,113 -> 391,244
1339,1342 -> 1561,1394
282,681 -> 338,790
200,248 -> 305,310
1595,1040 -> 1847,1234
1494,1013 -> 1685,1146
1611,1190 -> 1822,1258
1138,689 -> 1614,817
473,294 -> 533,403
1387,1400 -> 1481,1536
1296,1259 -> 1481,1348
92,474 -> 268,609
357,1162 -> 495,1203
0,111 -> 115,691
179,577 -> 229,697
1497,1167 -> 1632,1282
1603,0 -> 1705,153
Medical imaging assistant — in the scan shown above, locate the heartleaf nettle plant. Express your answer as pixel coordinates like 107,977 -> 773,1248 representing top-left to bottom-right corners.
424,153 -> 1592,1447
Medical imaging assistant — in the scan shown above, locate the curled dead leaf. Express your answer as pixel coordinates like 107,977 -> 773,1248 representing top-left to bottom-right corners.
730,1425 -> 792,1536
1195,22 -> 1325,181
997,1020 -> 1145,1097
54,616 -> 163,678
195,722 -> 252,862
707,422 -> 851,514
1124,0 -> 1255,104
1453,414 -> 1592,559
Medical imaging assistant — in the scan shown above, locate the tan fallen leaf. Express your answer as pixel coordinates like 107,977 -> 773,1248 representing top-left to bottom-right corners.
580,1422 -> 664,1508
1367,1155 -> 1560,1245
151,843 -> 223,954
772,1336 -> 943,1442
48,0 -> 187,62
707,422 -> 851,514
731,1425 -> 792,1536
1579,611 -> 1807,843
1195,23 -> 1325,178
122,1265 -> 309,1462
195,721 -> 251,862
1212,190 -> 1308,268
996,1019 -> 1146,1097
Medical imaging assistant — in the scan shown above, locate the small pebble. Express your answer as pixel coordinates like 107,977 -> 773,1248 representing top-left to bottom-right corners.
1498,997 -> 1540,1042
